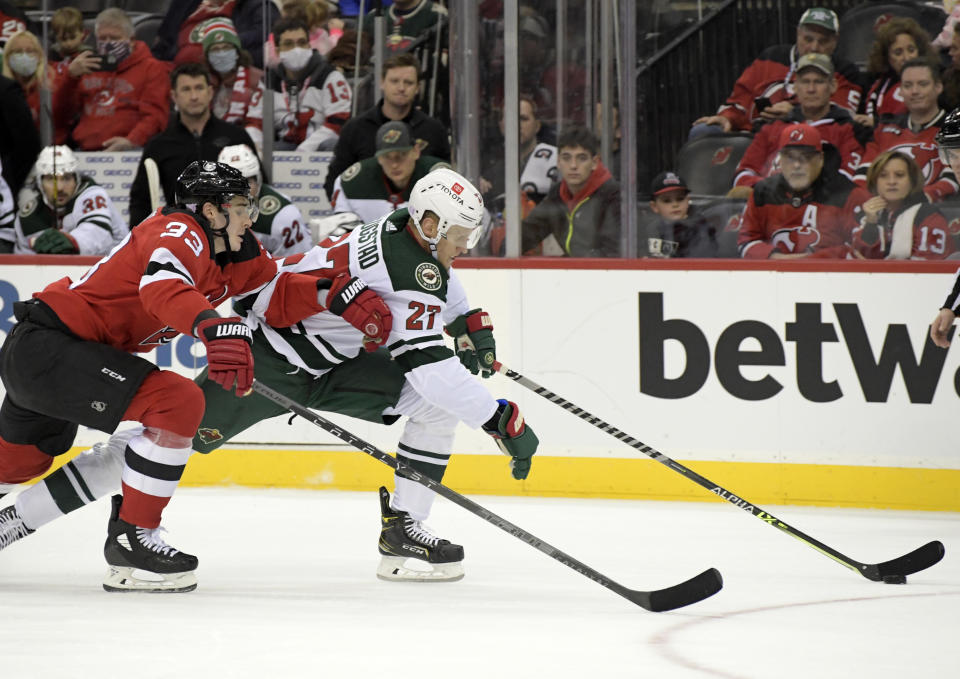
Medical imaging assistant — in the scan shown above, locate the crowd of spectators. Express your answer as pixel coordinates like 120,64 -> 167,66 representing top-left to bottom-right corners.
6,2 -> 960,261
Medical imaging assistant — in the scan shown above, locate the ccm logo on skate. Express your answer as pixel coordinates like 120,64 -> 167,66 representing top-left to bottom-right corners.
638,292 -> 951,404
101,367 -> 126,382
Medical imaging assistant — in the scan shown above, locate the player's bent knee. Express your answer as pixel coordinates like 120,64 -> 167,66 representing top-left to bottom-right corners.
133,371 -> 206,439
0,437 -> 54,483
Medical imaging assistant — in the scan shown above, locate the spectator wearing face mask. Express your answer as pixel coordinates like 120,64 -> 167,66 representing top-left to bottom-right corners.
245,17 -> 351,151
53,8 -> 170,152
153,0 -> 279,69
1,30 -> 66,142
200,18 -> 264,128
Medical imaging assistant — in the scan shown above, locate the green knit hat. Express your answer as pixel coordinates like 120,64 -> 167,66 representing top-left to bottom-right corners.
196,17 -> 241,54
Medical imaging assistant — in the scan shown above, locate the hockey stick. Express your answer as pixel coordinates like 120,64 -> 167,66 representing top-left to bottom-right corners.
144,158 -> 162,213
250,379 -> 722,612
493,362 -> 945,583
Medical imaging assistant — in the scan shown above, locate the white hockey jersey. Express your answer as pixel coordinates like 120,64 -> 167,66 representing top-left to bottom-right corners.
236,208 -> 499,429
8,175 -> 128,255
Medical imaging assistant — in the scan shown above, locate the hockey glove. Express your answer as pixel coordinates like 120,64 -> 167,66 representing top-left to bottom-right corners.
444,308 -> 496,378
321,273 -> 392,352
32,228 -> 79,254
482,399 -> 538,480
196,317 -> 255,397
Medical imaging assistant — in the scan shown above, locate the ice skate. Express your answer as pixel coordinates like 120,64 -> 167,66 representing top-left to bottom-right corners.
376,486 -> 464,582
102,495 -> 198,593
0,505 -> 34,552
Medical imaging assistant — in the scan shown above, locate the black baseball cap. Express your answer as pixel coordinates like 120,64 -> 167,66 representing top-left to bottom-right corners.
651,171 -> 689,196
375,121 -> 415,157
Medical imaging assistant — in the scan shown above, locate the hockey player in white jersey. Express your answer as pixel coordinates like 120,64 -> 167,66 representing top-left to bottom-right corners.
0,169 -> 538,583
217,144 -> 311,257
0,146 -> 128,255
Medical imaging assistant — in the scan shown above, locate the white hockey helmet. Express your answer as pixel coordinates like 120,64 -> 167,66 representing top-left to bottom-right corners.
34,145 -> 80,208
217,144 -> 262,190
35,145 -> 79,178
408,168 -> 485,250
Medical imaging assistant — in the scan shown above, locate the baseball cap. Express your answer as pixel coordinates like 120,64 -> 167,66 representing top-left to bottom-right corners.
651,171 -> 689,196
375,121 -> 415,157
778,122 -> 823,151
798,7 -> 839,33
199,17 -> 241,54
795,52 -> 834,76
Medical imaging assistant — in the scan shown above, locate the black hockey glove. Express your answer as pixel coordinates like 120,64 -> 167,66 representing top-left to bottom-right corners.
482,399 -> 538,480
444,308 -> 496,378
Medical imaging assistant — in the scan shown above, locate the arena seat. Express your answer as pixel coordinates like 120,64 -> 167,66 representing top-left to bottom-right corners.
676,133 -> 754,198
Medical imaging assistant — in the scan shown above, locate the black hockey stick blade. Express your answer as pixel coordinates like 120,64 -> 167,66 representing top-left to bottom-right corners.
631,567 -> 723,612
864,540 -> 945,581
494,362 -> 946,582
250,379 -> 723,612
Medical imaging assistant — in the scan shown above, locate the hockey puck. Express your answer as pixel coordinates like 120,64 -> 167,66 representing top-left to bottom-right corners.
882,574 -> 907,584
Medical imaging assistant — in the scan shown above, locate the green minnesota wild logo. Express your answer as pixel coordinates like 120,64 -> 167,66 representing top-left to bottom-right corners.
415,262 -> 442,291
197,428 -> 224,445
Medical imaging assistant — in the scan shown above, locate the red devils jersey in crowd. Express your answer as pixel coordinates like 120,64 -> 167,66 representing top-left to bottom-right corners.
733,105 -> 865,188
852,196 -> 958,259
34,207 -> 324,352
852,110 -> 959,203
862,75 -> 906,125
716,45 -> 862,132
739,155 -> 871,258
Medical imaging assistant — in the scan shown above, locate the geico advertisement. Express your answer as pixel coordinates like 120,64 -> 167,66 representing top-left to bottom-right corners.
508,268 -> 960,468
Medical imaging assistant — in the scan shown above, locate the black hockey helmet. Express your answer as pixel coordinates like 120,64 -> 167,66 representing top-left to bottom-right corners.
175,160 -> 251,210
936,109 -> 960,163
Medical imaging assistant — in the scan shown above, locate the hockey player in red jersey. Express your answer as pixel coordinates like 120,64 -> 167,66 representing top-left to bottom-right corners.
0,160 -> 391,592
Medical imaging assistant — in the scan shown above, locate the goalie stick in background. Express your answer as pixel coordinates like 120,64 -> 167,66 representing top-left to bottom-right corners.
0,168 -> 537,584
0,160 -> 392,592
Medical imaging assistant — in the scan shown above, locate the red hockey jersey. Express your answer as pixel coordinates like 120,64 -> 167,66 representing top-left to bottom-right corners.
852,110 -> 959,203
717,44 -> 862,132
738,166 -> 871,259
35,207 -> 323,352
862,75 -> 906,124
852,196 -> 958,259
733,105 -> 864,188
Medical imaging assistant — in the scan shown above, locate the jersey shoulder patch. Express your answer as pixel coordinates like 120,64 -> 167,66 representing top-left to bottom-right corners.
414,261 -> 443,291
342,162 -> 362,183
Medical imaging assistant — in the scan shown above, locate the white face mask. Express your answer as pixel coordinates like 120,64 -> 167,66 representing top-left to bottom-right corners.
279,46 -> 312,72
208,47 -> 238,74
8,52 -> 38,77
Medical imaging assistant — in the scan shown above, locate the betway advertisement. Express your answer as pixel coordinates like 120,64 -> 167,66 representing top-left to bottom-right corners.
0,261 -> 956,469
500,265 -> 960,469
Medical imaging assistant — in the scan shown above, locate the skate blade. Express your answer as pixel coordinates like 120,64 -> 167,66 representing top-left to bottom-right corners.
376,555 -> 464,583
102,566 -> 197,593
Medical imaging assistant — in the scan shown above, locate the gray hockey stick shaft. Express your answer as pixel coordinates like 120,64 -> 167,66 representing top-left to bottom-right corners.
250,379 -> 722,612
493,362 -> 944,581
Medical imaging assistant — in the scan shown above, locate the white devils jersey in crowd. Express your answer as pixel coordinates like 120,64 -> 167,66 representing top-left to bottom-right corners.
235,208 -> 497,429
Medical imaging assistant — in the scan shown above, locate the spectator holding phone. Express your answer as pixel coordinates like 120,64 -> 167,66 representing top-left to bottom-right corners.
54,8 -> 169,152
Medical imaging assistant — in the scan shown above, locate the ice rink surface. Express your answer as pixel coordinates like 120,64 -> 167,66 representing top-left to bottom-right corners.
1,487 -> 957,679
